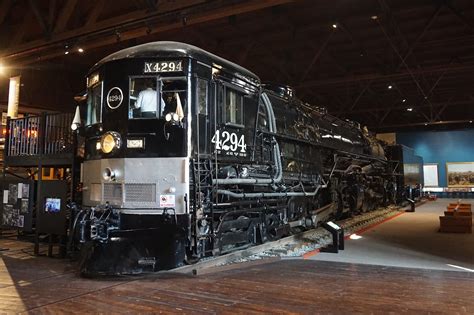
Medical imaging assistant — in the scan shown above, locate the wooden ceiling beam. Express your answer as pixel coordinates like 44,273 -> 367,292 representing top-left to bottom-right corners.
9,9 -> 34,47
394,4 -> 443,72
331,99 -> 473,116
86,0 -> 106,27
0,0 -> 12,26
296,63 -> 474,89
54,0 -> 79,33
48,0 -> 57,31
28,0 -> 51,39
298,31 -> 334,83
2,0 -> 293,63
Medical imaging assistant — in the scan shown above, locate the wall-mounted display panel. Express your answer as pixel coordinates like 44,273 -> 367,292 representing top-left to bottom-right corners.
423,163 -> 439,187
404,163 -> 423,186
446,162 -> 474,187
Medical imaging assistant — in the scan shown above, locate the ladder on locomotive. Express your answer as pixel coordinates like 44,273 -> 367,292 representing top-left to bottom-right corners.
192,155 -> 214,207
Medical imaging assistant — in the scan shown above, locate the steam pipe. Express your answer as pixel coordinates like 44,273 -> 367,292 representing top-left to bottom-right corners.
216,185 -> 321,199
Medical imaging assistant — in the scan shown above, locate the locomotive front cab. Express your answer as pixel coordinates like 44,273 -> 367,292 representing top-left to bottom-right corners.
75,42 -> 261,275
83,62 -> 189,211
78,46 -> 196,275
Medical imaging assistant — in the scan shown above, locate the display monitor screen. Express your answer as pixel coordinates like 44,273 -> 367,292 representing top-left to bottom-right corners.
45,198 -> 61,213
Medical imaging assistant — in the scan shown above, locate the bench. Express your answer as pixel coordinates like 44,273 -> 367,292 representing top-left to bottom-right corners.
440,203 -> 472,233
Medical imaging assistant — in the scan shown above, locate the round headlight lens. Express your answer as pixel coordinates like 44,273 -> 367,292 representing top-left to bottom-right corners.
100,132 -> 121,154
172,113 -> 179,121
165,113 -> 172,122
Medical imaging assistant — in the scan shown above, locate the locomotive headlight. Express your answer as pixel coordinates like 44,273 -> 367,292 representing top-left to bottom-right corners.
172,113 -> 179,121
100,131 -> 121,154
165,113 -> 172,122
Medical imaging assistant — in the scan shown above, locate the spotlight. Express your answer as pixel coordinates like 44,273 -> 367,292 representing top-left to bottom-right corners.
387,85 -> 393,89
64,51 -> 69,55
402,99 -> 406,103
332,23 -> 337,29
407,108 -> 413,112
78,48 -> 84,53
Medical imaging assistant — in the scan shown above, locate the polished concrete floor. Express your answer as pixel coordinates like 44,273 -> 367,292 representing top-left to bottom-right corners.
312,199 -> 474,272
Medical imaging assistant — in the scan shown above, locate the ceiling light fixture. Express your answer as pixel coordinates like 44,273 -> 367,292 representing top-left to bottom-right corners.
388,84 -> 393,89
332,23 -> 338,29
407,108 -> 413,112
371,15 -> 378,20
64,51 -> 69,55
78,48 -> 84,53
402,99 -> 406,103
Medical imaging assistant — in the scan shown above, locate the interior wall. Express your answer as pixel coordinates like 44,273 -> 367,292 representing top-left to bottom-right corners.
396,129 -> 474,187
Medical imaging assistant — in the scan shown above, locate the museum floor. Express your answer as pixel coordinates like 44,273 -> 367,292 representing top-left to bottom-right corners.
0,199 -> 472,313
312,198 -> 474,272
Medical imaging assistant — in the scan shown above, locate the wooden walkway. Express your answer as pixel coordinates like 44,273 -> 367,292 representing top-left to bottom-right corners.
0,238 -> 472,314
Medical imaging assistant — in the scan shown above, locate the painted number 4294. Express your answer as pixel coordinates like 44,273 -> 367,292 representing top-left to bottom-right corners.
211,130 -> 247,153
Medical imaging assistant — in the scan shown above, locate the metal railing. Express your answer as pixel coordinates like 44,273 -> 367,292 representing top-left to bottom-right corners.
6,112 -> 74,157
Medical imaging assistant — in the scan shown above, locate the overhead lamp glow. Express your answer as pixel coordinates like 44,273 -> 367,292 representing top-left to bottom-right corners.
78,48 -> 84,53
407,108 -> 413,112
64,51 -> 69,55
402,99 -> 406,103
387,85 -> 393,89
470,120 -> 473,123
371,15 -> 378,20
332,23 -> 338,29
424,123 -> 428,126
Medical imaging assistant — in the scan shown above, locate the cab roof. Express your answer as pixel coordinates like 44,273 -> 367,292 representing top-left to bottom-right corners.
90,41 -> 260,84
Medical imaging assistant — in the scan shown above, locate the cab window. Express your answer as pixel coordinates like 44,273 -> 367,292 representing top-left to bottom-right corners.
129,77 -> 187,119
86,82 -> 103,125
129,77 -> 159,119
224,87 -> 243,126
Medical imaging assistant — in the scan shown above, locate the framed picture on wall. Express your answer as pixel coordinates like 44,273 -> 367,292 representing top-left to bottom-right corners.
446,162 -> 474,187
423,163 -> 439,187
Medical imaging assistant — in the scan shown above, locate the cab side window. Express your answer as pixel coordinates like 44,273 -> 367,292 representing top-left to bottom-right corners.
86,82 -> 103,125
224,87 -> 243,126
197,78 -> 208,115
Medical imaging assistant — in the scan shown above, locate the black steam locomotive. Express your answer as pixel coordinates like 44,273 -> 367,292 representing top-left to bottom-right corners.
72,41 -> 399,275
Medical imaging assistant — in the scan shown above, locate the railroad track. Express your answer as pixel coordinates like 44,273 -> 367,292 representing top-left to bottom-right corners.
174,204 -> 409,275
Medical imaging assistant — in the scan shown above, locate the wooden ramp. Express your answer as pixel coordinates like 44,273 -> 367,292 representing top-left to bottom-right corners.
0,238 -> 472,314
